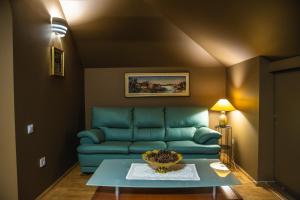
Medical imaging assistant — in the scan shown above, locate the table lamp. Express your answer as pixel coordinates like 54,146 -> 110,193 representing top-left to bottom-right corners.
210,99 -> 236,127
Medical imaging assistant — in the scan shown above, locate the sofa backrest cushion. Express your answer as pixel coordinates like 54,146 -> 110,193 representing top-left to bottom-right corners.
165,107 -> 208,141
134,107 -> 164,128
165,107 -> 208,128
133,107 -> 165,141
92,107 -> 133,141
90,106 -> 209,142
92,107 -> 133,128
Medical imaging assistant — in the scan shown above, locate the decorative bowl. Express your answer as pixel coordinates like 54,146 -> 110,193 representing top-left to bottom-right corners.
142,150 -> 183,173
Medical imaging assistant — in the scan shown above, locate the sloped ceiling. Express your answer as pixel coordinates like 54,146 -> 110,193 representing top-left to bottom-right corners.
59,0 -> 300,67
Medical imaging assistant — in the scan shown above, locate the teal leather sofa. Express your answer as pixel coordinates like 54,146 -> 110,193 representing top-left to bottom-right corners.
77,107 -> 221,173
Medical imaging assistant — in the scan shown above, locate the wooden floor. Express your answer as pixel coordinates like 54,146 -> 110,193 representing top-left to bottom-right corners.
40,164 -> 283,200
92,187 -> 242,200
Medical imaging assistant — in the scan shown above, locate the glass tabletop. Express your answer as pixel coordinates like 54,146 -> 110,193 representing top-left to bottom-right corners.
87,159 -> 240,188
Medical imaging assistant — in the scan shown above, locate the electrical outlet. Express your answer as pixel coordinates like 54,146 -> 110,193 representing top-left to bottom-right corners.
39,156 -> 46,168
27,124 -> 34,134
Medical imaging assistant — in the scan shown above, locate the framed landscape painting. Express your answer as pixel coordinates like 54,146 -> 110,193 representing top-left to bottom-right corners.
125,72 -> 190,97
50,46 -> 64,77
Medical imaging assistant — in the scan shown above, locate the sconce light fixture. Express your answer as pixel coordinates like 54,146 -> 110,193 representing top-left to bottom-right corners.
51,17 -> 68,37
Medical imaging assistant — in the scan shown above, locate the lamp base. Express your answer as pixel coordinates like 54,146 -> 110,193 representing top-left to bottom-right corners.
219,111 -> 227,127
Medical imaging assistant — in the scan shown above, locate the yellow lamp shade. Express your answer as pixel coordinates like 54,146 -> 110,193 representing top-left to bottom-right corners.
210,99 -> 236,112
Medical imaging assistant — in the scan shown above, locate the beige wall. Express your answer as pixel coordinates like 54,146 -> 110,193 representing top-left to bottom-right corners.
227,57 -> 273,181
227,57 -> 260,180
84,67 -> 226,129
0,0 -> 19,199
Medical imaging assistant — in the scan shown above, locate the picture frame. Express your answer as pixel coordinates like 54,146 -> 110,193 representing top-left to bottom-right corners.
125,72 -> 190,97
50,46 -> 64,76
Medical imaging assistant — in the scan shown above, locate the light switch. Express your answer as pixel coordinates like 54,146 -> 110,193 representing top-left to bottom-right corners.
27,124 -> 34,134
39,156 -> 46,168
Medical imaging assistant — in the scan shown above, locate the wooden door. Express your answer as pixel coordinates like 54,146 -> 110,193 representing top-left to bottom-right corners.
274,68 -> 300,198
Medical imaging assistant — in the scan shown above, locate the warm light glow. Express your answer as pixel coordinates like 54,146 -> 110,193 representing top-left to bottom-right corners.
221,186 -> 233,194
59,0 -> 86,25
210,162 -> 230,177
175,27 -> 221,67
49,6 -> 64,18
59,0 -> 109,26
229,110 -> 257,136
41,0 -> 65,19
211,99 -> 236,112
198,35 -> 255,66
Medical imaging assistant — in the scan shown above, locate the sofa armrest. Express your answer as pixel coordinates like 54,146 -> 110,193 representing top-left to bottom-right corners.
194,127 -> 221,144
77,129 -> 105,144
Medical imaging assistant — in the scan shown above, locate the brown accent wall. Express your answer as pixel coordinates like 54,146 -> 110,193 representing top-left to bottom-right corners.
227,57 -> 273,181
0,1 -> 18,199
11,0 -> 84,199
84,67 -> 226,129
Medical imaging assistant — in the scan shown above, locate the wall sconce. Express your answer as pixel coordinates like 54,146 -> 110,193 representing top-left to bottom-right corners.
51,17 -> 68,37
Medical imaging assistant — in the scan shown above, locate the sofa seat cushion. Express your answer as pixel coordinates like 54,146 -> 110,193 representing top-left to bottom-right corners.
167,141 -> 220,154
77,141 -> 131,154
129,141 -> 167,153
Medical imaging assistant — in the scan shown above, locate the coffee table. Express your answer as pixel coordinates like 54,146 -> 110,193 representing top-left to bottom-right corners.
87,159 -> 241,200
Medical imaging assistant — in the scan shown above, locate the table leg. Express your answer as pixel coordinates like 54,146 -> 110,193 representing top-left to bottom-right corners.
212,186 -> 217,200
115,186 -> 119,200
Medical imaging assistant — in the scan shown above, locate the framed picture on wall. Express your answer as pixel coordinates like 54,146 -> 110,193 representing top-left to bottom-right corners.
125,72 -> 190,97
50,46 -> 64,77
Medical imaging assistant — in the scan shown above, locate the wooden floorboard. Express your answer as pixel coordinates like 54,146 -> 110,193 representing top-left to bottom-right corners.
40,164 -> 282,200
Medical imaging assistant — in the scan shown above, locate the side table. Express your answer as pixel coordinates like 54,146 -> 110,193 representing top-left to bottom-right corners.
215,125 -> 235,168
